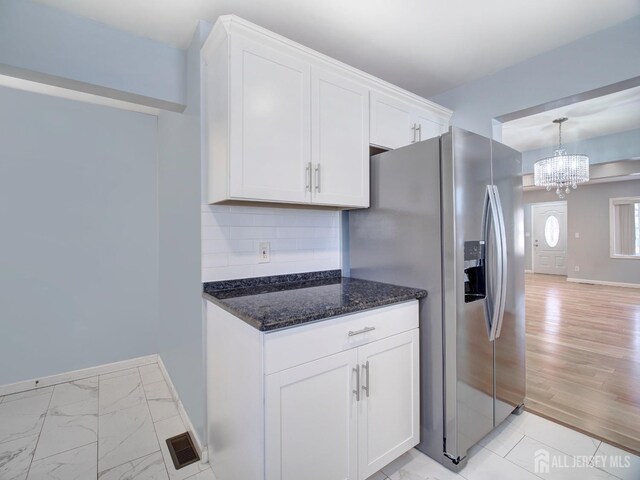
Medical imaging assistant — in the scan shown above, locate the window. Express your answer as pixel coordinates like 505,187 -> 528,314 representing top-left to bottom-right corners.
544,215 -> 560,247
610,197 -> 640,259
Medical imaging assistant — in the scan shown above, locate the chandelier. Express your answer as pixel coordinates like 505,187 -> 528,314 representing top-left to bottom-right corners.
534,117 -> 589,199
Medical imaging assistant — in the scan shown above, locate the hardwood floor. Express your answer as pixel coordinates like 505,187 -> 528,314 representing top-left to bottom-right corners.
525,273 -> 640,454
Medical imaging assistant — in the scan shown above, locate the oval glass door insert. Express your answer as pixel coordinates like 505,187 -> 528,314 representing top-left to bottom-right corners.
544,215 -> 560,247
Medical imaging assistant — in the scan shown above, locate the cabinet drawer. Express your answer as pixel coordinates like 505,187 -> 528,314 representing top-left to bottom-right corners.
263,300 -> 418,374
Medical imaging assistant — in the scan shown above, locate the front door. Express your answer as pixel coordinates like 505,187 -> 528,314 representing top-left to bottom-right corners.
532,202 -> 567,275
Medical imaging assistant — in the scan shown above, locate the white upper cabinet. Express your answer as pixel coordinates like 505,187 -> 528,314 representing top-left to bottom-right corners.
312,68 -> 369,208
202,15 -> 452,208
370,90 -> 450,150
370,91 -> 414,149
228,36 -> 311,204
412,110 -> 448,143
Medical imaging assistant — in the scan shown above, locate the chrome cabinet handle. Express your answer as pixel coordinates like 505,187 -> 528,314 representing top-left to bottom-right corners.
411,123 -> 416,143
305,162 -> 311,192
314,164 -> 321,192
353,364 -> 360,402
348,326 -> 375,337
361,361 -> 370,397
416,124 -> 422,141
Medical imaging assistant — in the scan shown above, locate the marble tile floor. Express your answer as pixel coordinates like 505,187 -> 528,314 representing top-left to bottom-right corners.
2,370 -> 639,480
0,364 -> 216,480
376,411 -> 640,480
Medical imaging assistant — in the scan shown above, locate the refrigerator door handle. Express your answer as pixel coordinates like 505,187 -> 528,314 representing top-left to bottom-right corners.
481,188 -> 493,339
493,186 -> 508,339
483,185 -> 504,342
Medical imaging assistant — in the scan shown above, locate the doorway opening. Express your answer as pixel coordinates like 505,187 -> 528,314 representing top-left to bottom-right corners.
496,78 -> 640,455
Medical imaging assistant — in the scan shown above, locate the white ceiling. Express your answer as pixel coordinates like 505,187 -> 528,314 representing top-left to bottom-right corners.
501,86 -> 640,152
32,0 -> 640,98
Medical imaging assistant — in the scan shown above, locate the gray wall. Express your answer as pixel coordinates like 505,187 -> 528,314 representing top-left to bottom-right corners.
431,16 -> 640,138
0,0 -> 186,110
0,0 -> 212,440
157,22 -> 212,442
524,181 -> 640,284
566,180 -> 640,284
0,86 -> 159,385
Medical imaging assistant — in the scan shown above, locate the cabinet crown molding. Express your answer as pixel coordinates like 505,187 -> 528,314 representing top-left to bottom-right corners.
203,14 -> 452,121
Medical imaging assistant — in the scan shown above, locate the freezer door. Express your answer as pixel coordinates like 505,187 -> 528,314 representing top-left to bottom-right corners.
491,140 -> 526,426
442,129 -> 494,462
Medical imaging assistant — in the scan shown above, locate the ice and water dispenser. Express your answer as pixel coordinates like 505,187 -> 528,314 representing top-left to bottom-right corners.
464,240 -> 486,303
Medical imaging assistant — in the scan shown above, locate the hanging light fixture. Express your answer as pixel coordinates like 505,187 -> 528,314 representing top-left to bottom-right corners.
534,117 -> 589,199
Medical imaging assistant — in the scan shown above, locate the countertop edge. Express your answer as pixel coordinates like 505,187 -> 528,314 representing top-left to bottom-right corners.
202,289 -> 426,332
203,292 -> 264,330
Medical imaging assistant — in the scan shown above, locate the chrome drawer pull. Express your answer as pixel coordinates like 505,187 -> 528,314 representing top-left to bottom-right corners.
348,326 -> 376,337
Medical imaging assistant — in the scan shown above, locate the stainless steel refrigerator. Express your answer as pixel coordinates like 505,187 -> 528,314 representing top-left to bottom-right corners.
349,127 -> 525,471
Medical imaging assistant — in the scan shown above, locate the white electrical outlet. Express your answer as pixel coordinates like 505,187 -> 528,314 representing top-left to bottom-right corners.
574,266 -> 580,272
575,232 -> 580,238
258,242 -> 270,263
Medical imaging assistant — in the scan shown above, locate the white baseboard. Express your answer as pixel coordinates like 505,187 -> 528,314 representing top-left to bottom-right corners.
157,356 -> 207,462
524,269 -> 533,274
0,354 -> 158,397
566,277 -> 640,289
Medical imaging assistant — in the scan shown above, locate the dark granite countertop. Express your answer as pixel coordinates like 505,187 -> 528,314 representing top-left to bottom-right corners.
203,270 -> 427,332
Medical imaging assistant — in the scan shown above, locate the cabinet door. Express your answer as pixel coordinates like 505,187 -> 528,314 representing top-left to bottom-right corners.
311,69 -> 370,208
370,91 -> 414,149
229,36 -> 311,203
265,349 -> 359,480
357,329 -> 420,479
412,111 -> 448,143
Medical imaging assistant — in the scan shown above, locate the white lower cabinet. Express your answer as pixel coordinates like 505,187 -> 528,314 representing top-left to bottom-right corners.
265,328 -> 419,480
206,300 -> 420,480
265,349 -> 359,480
357,329 -> 420,478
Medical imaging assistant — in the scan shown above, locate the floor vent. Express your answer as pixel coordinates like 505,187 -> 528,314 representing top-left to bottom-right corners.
166,432 -> 200,470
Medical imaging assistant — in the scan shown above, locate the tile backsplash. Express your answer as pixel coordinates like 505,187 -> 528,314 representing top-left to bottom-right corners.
201,205 -> 341,282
